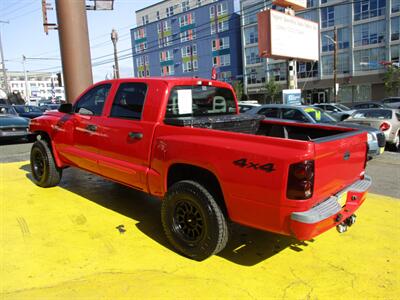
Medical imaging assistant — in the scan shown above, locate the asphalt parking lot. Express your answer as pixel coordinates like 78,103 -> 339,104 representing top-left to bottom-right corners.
1,142 -> 399,299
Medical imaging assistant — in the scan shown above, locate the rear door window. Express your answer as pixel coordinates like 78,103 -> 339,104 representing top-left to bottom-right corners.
165,85 -> 236,117
110,82 -> 148,120
281,108 -> 309,122
258,107 -> 279,118
352,109 -> 392,119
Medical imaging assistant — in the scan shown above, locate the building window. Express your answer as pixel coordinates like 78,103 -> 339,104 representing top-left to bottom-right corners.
219,71 -> 232,82
197,0 -> 202,7
307,0 -> 315,7
391,45 -> 400,62
212,37 -> 229,51
141,15 -> 149,25
180,29 -> 196,42
297,62 -> 318,78
156,11 -> 160,20
244,26 -> 258,45
245,47 -> 261,65
247,66 -> 267,84
354,47 -> 386,72
322,27 -> 350,52
136,55 -> 149,68
210,2 -> 228,18
182,0 -> 190,12
157,20 -> 171,33
322,53 -> 350,75
354,20 -> 386,47
212,54 -> 230,67
393,0 -> 400,13
182,60 -> 198,72
392,17 -> 400,41
161,65 -> 174,76
134,28 -> 146,40
159,50 -> 173,62
321,6 -> 334,28
135,42 -> 147,53
179,13 -> 195,27
267,63 -> 286,82
158,35 -> 172,48
166,6 -> 174,17
354,0 -> 386,21
181,44 -> 197,57
211,20 -> 228,34
136,56 -> 149,78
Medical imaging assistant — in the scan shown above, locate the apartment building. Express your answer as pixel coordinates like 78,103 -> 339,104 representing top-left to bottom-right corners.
241,0 -> 400,104
131,0 -> 242,82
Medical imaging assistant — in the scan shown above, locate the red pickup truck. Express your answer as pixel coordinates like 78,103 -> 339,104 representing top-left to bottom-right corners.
29,78 -> 371,260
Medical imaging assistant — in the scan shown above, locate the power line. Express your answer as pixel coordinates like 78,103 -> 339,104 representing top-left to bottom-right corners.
1,1 -> 36,18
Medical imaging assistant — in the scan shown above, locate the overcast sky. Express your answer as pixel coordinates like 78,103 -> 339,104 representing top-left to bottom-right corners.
0,0 -> 158,82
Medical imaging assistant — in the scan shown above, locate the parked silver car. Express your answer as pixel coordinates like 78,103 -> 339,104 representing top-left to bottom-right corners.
245,104 -> 386,157
313,103 -> 355,121
345,108 -> 400,151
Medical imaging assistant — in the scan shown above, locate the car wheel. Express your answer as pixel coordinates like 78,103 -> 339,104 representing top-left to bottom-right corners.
388,133 -> 400,152
161,180 -> 229,261
30,140 -> 62,187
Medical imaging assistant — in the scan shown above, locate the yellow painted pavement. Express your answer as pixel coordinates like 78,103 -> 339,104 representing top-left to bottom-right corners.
0,161 -> 399,299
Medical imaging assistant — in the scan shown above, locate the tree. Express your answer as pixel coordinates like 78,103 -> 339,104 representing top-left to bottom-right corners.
383,66 -> 400,97
232,80 -> 243,101
264,77 -> 281,104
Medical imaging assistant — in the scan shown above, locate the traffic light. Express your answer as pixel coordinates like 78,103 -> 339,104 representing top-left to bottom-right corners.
56,72 -> 63,87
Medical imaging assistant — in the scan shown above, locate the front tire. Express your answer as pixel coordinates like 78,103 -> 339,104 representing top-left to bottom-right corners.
30,140 -> 62,187
161,180 -> 229,261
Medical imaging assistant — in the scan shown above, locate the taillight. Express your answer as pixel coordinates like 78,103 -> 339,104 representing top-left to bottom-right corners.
287,160 -> 314,200
379,122 -> 390,131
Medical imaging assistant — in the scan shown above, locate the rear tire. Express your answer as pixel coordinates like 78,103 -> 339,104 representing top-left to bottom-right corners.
161,180 -> 229,261
30,140 -> 62,187
387,133 -> 399,152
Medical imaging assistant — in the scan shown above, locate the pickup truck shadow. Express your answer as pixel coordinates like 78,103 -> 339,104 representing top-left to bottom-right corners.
21,164 -> 313,266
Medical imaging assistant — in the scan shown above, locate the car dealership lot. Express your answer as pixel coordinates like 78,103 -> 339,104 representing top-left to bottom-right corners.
0,151 -> 399,299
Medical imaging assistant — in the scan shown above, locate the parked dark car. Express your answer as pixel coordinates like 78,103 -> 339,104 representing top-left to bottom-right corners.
245,104 -> 386,157
0,105 -> 30,141
39,103 -> 61,112
352,102 -> 387,109
13,105 -> 43,119
313,103 -> 355,121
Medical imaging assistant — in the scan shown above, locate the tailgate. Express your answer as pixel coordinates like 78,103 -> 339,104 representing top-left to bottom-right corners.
313,131 -> 367,202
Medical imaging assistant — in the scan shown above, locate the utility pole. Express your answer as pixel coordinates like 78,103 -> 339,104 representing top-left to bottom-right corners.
111,28 -> 120,79
0,20 -> 9,94
22,55 -> 30,104
333,26 -> 338,103
55,0 -> 93,103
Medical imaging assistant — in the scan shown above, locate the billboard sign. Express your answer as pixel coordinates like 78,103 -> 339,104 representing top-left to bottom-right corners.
272,0 -> 307,11
258,9 -> 319,61
282,89 -> 302,105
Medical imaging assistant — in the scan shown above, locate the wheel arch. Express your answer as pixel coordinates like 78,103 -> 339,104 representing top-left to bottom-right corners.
33,130 -> 63,168
166,163 -> 228,218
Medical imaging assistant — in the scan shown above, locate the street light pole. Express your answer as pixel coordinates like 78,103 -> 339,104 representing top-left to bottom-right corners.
333,26 -> 338,103
111,28 -> 119,79
0,20 -> 9,94
22,55 -> 30,104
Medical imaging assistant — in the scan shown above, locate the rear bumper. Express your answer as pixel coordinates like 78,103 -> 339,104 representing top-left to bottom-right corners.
290,175 -> 372,240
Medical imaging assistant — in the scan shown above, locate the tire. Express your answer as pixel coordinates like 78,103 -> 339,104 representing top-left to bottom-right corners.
387,133 -> 400,152
161,180 -> 229,261
30,140 -> 62,187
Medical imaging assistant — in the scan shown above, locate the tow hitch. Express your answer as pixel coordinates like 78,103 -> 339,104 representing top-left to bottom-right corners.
336,214 -> 357,233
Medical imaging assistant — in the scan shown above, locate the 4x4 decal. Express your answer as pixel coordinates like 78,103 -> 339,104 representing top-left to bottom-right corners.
233,158 -> 275,173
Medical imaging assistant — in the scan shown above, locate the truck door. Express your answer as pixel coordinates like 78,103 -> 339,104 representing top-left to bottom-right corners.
96,82 -> 155,191
58,83 -> 111,173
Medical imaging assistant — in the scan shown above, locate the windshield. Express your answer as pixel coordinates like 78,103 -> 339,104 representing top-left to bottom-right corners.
336,104 -> 351,111
0,106 -> 17,115
351,109 -> 392,120
165,85 -> 237,117
304,107 -> 336,123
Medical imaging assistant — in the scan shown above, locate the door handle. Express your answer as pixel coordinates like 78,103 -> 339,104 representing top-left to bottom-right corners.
86,124 -> 97,132
128,132 -> 143,140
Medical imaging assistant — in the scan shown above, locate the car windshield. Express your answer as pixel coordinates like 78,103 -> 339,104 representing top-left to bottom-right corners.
165,85 -> 237,117
0,106 -> 17,115
14,106 -> 42,113
336,104 -> 351,111
351,109 -> 392,120
304,107 -> 337,123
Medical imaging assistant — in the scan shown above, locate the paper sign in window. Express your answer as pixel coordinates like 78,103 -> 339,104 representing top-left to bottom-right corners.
177,89 -> 193,114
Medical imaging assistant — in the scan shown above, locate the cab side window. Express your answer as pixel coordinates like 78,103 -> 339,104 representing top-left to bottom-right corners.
110,82 -> 147,120
74,84 -> 111,116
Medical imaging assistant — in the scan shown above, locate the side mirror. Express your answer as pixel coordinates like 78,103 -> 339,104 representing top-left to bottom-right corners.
58,103 -> 73,114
